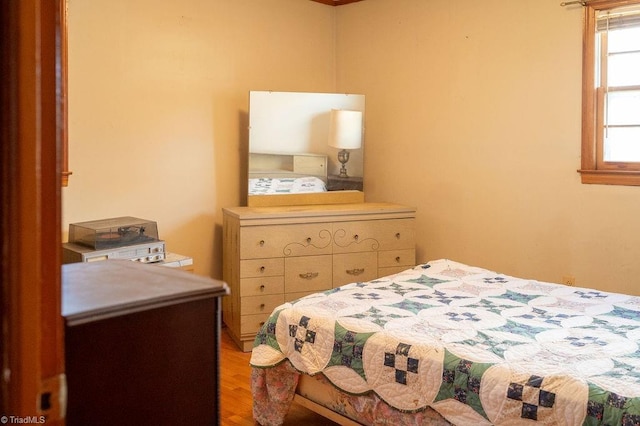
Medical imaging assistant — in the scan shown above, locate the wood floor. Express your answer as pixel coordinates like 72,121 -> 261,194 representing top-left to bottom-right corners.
220,327 -> 339,425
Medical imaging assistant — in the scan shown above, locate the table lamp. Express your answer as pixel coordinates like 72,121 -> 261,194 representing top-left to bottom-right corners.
328,109 -> 363,178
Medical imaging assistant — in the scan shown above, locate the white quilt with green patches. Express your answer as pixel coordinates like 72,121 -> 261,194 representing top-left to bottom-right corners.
248,176 -> 326,195
250,259 -> 640,425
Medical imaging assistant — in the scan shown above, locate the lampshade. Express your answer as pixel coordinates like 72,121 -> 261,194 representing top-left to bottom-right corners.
328,109 -> 363,150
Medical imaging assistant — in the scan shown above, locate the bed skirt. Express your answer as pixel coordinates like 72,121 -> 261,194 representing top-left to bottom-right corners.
252,362 -> 451,425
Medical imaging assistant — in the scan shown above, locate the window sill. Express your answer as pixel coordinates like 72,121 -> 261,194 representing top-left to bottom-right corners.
578,169 -> 640,186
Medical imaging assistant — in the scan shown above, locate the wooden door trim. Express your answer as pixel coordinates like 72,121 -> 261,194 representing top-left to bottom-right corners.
1,0 -> 65,420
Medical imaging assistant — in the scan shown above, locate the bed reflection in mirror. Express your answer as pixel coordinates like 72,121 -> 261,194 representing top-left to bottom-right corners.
248,91 -> 365,207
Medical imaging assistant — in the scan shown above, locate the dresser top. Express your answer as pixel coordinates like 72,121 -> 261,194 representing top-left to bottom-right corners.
63,260 -> 229,325
223,202 -> 416,224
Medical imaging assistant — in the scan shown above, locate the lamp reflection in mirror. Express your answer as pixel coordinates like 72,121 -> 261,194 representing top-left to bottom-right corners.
328,109 -> 363,178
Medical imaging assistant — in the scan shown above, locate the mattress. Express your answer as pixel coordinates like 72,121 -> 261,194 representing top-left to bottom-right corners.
248,176 -> 327,195
250,259 -> 640,425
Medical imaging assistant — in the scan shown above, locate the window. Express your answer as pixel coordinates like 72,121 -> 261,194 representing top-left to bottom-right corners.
580,0 -> 640,185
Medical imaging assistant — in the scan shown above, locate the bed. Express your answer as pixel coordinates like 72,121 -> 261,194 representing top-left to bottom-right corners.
250,259 -> 640,425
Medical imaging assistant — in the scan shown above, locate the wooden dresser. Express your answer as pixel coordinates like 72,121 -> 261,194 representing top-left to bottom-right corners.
62,260 -> 228,426
222,202 -> 416,351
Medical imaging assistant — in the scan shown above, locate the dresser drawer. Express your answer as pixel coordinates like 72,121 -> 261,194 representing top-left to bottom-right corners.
241,276 -> 284,297
332,219 -> 415,253
240,258 -> 284,278
374,219 -> 415,250
333,252 -> 378,287
332,221 -> 379,253
240,313 -> 272,335
240,294 -> 284,316
241,224 -> 333,259
285,255 -> 332,293
378,248 -> 415,268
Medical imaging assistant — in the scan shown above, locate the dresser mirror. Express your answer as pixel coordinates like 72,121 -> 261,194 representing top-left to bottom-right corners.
247,91 -> 365,207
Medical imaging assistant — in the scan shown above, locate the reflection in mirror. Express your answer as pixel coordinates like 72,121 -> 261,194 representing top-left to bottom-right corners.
328,109 -> 363,179
248,91 -> 365,207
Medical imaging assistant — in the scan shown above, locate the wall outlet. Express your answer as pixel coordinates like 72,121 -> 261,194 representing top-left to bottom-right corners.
561,275 -> 576,286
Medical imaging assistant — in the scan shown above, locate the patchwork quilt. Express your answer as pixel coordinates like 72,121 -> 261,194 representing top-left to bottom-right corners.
250,259 -> 640,425
248,176 -> 326,195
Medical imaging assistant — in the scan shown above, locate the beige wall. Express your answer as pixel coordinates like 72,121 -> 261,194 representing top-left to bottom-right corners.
65,0 -> 640,296
336,0 -> 640,295
64,0 -> 335,278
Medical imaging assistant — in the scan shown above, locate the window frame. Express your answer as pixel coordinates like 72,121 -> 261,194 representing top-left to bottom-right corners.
579,0 -> 640,185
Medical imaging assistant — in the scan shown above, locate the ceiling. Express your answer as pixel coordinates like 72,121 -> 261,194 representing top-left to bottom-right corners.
310,0 -> 365,6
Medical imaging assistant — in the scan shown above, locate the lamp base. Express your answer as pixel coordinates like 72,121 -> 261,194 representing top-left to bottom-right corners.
337,149 -> 350,178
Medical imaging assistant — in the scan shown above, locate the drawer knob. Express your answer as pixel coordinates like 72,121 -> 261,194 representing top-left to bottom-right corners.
306,237 -> 312,244
396,232 -> 401,239
353,234 -> 359,241
299,272 -> 319,280
260,266 -> 266,273
259,321 -> 265,327
346,268 -> 364,276
260,303 -> 265,310
395,256 -> 401,263
259,240 -> 265,246
260,285 -> 265,292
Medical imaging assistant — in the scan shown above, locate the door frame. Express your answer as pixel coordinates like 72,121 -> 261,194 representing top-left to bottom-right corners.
1,0 -> 65,421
